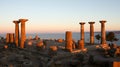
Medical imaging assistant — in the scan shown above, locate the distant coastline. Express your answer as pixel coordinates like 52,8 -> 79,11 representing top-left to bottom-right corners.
0,31 -> 120,45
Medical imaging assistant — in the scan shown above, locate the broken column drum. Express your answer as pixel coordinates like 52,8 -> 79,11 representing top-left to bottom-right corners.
19,19 -> 28,48
89,22 -> 95,45
78,40 -> 84,49
65,31 -> 73,52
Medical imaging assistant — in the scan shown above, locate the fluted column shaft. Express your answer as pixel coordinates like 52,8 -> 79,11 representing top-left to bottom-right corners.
78,22 -> 85,50
100,20 -> 106,44
79,22 -> 85,40
13,21 -> 20,47
89,22 -> 95,45
19,19 -> 28,48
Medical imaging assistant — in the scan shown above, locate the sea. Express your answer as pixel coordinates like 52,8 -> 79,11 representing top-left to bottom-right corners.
0,31 -> 120,45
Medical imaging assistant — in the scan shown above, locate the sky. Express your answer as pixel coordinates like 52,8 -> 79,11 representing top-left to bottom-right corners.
0,0 -> 120,33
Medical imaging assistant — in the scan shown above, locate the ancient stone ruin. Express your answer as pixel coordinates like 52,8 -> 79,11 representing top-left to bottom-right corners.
65,31 -> 73,52
89,22 -> 95,45
6,19 -> 28,49
100,20 -> 107,45
19,19 -> 28,48
13,20 -> 20,47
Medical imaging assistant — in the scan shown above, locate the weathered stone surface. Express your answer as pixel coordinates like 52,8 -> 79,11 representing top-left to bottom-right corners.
65,31 -> 72,41
13,20 -> 20,47
113,61 -> 120,67
79,22 -> 85,40
27,41 -> 33,46
89,22 -> 95,45
6,33 -> 10,44
36,41 -> 44,47
65,31 -> 73,52
4,45 -> 8,49
57,39 -> 64,43
19,19 -> 28,48
9,33 -> 14,43
49,46 -> 57,51
78,40 -> 84,49
100,20 -> 106,44
115,48 -> 120,56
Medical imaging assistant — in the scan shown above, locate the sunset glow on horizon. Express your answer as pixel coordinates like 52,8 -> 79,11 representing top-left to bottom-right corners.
0,0 -> 120,34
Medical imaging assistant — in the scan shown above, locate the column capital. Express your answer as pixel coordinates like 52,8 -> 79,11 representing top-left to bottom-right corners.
100,20 -> 106,23
19,19 -> 28,23
88,22 -> 95,24
79,22 -> 85,25
13,20 -> 20,24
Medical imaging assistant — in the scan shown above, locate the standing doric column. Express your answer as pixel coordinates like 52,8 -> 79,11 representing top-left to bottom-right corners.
100,20 -> 106,44
78,22 -> 85,50
19,19 -> 28,48
79,22 -> 85,40
13,20 -> 20,47
89,22 -> 95,45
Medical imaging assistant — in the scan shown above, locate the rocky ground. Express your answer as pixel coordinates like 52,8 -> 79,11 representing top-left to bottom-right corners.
0,39 -> 120,67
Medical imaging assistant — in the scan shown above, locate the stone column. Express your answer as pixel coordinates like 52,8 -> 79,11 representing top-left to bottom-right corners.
100,20 -> 106,44
78,40 -> 84,49
6,33 -> 10,44
89,22 -> 95,45
78,22 -> 85,50
79,22 -> 85,40
9,33 -> 14,43
113,62 -> 120,67
65,31 -> 73,52
13,20 -> 20,47
19,19 -> 28,48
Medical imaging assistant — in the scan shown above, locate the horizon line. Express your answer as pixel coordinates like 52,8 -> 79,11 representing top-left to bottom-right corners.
0,30 -> 120,34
